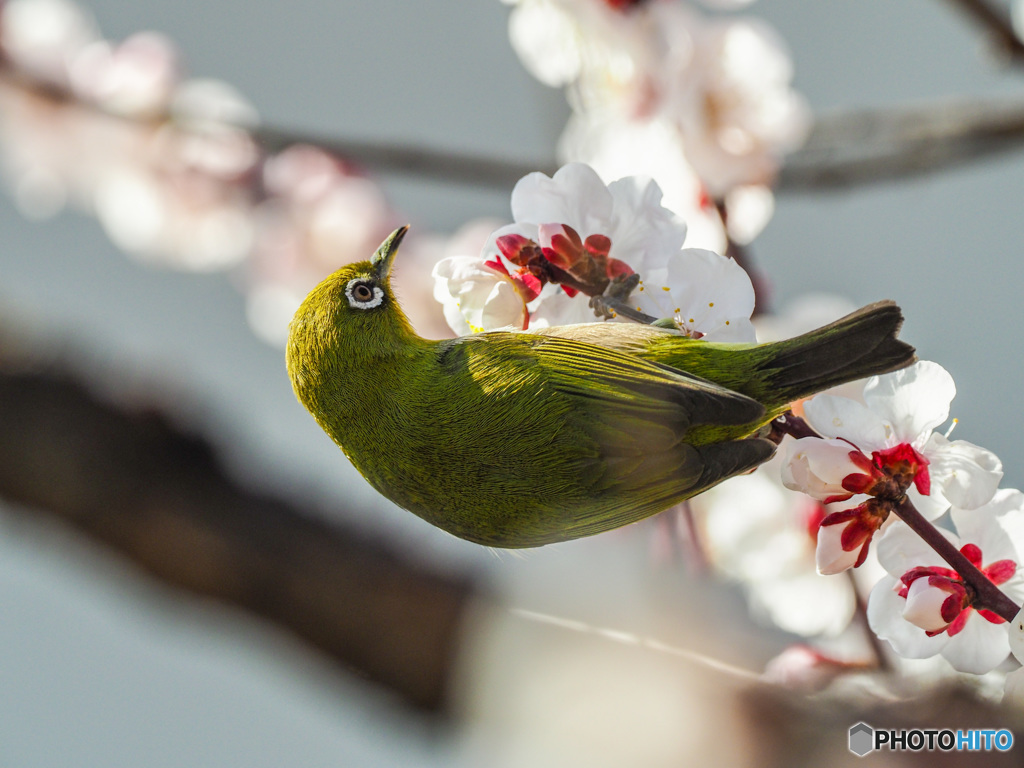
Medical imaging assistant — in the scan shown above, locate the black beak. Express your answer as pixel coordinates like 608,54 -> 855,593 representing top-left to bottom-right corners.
371,225 -> 410,281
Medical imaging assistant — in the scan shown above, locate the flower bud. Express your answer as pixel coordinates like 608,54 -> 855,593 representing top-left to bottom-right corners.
495,233 -> 543,267
901,576 -> 962,633
814,522 -> 861,575
537,223 -> 583,269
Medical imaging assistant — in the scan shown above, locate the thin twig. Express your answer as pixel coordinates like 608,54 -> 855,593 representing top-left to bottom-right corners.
892,496 -> 1020,622
256,125 -> 552,189
939,0 -> 1024,61
677,500 -> 710,574
846,570 -> 892,672
0,59 -> 553,190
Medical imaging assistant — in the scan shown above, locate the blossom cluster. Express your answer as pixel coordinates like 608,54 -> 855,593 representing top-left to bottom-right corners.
503,0 -> 810,245
778,361 -> 1024,679
0,0 -> 414,345
433,162 -> 756,339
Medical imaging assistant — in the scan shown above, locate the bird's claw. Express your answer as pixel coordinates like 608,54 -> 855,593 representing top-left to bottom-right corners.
589,273 -> 641,320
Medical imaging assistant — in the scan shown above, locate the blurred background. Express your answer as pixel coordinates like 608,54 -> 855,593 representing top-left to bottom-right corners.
2,0 -> 1024,766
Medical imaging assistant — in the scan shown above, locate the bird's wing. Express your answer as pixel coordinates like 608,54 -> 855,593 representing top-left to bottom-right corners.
526,321 -> 683,355
524,332 -> 764,431
467,332 -> 773,541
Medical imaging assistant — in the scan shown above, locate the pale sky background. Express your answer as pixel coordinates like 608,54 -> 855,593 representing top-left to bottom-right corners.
1,0 -> 1024,765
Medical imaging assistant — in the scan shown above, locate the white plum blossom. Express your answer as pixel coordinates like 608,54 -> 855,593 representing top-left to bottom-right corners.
69,32 -> 180,118
494,161 -> 688,277
559,114 -> 728,253
631,246 -> 755,342
762,645 -> 866,693
432,256 -> 533,334
666,16 -> 810,196
782,361 -> 1003,574
1005,606 -> 1024,705
868,492 -> 1024,674
435,162 -> 756,337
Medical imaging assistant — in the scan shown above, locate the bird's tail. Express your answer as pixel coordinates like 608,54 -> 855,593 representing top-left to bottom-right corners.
756,300 -> 916,409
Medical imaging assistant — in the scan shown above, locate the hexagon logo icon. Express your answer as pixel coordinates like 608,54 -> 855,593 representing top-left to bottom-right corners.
849,722 -> 874,757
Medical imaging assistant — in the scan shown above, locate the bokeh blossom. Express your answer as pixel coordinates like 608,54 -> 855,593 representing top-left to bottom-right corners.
506,0 -> 809,240
692,450 -> 860,637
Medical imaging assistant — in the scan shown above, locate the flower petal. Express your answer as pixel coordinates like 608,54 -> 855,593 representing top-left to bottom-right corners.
510,162 -> 613,235
704,317 -> 756,343
875,520 -> 954,575
951,488 -> 1024,565
781,437 -> 861,501
507,0 -> 583,88
924,433 -> 1002,510
803,394 -> 888,447
748,569 -> 856,637
431,255 -> 527,333
902,577 -> 959,632
904,484 -> 949,522
1009,607 -> 1024,666
863,361 -> 955,446
939,610 -> 1011,674
867,575 -> 950,658
605,175 -> 687,266
815,522 -> 862,575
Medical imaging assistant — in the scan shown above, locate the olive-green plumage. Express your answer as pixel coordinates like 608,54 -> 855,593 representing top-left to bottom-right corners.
287,227 -> 916,547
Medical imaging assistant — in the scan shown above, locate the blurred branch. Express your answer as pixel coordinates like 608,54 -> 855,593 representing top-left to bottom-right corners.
7,57 -> 1024,201
0,59 -> 552,190
778,97 -> 1024,191
939,0 -> 1024,61
0,340 -> 479,712
256,125 -> 553,189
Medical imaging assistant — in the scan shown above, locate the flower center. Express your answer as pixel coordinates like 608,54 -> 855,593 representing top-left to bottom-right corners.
841,443 -> 931,500
496,224 -> 634,299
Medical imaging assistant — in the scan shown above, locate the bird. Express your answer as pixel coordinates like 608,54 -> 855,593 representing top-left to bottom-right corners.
286,226 -> 916,548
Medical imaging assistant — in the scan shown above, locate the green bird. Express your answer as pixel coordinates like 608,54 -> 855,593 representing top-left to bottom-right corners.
287,226 -> 916,548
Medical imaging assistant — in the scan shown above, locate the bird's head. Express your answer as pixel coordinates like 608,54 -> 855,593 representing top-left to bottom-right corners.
286,226 -> 417,390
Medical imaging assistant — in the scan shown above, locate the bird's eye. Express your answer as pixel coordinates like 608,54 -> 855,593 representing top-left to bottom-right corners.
345,278 -> 385,310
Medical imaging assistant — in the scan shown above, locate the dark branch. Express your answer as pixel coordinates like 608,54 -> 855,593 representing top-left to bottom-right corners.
0,345 -> 479,712
256,125 -> 553,189
892,496 -> 1020,622
10,57 -> 1024,197
779,97 -> 1024,191
767,412 -> 820,444
939,0 -> 1024,61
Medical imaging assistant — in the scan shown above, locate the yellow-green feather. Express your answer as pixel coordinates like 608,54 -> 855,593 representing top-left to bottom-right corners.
288,254 -> 914,547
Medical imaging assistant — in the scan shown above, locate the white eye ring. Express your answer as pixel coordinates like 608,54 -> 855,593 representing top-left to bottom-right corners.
345,279 -> 385,310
